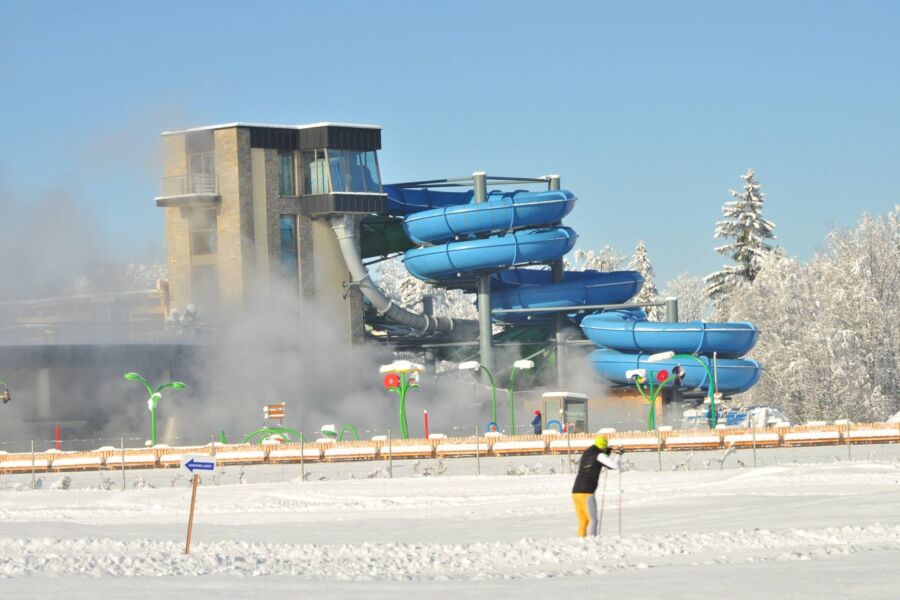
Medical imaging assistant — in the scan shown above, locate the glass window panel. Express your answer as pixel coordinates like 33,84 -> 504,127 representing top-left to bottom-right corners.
301,149 -> 330,195
190,209 -> 217,255
279,151 -> 295,196
279,214 -> 299,288
327,150 -> 382,193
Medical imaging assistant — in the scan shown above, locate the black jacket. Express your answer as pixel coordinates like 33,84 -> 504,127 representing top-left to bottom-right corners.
571,445 -> 614,493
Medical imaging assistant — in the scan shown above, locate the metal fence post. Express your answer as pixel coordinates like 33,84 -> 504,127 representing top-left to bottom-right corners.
300,436 -> 305,482
121,436 -> 126,491
656,433 -> 663,472
751,425 -> 758,468
31,440 -> 35,490
474,425 -> 481,476
388,429 -> 393,479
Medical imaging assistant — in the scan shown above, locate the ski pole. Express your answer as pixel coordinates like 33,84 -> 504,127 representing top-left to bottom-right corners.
597,468 -> 609,537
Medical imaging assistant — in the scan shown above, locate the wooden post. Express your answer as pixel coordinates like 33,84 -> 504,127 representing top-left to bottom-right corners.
185,474 -> 200,555
751,423 -> 758,468
300,436 -> 305,481
474,426 -> 481,476
121,436 -> 126,491
846,422 -> 852,461
387,429 -> 393,479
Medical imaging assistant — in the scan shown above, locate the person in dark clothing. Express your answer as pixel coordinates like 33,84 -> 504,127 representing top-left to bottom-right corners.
571,435 -> 621,537
531,410 -> 542,435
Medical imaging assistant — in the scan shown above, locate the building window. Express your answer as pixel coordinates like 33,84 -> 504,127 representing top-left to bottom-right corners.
279,151 -> 295,196
191,264 -> 219,309
190,208 -> 217,256
301,149 -> 330,195
187,151 -> 216,194
279,215 -> 299,289
327,149 -> 381,193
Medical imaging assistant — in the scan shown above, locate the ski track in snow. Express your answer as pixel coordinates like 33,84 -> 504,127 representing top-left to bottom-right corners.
1,524 -> 897,580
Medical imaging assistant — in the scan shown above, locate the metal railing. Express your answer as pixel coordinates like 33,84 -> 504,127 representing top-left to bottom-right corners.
159,174 -> 218,197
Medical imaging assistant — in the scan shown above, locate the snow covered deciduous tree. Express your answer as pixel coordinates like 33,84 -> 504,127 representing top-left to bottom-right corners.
373,258 -> 478,321
628,240 -> 662,320
565,246 -> 627,272
705,169 -> 776,311
725,206 -> 899,423
662,272 -> 711,322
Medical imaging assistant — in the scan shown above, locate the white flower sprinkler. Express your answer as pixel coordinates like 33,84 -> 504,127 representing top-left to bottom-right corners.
124,372 -> 186,446
380,361 -> 424,439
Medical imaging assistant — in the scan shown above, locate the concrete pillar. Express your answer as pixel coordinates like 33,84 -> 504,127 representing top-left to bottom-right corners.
474,172 -> 493,382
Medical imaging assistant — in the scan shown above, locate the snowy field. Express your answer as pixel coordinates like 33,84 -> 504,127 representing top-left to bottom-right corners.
2,460 -> 899,599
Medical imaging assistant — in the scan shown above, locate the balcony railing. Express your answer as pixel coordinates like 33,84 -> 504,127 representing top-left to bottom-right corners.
159,174 -> 218,197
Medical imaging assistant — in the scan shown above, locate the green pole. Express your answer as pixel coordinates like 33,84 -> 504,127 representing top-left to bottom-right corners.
672,354 -> 717,428
398,372 -> 410,439
151,405 -> 157,446
480,366 -> 498,426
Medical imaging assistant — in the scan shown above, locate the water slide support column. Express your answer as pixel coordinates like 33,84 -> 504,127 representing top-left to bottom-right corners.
665,298 -> 679,323
548,175 -> 565,386
474,172 -> 494,386
665,297 -> 681,405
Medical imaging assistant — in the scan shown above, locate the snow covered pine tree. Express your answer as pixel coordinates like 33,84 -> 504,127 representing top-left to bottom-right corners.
704,169 -> 776,313
628,240 -> 662,320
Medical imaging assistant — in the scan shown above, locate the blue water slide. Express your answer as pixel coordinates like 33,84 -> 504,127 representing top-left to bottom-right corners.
383,185 -> 475,216
581,310 -> 759,358
402,227 -> 577,281
403,190 -> 576,244
492,271 -> 644,313
375,181 -> 760,396
589,349 -> 762,394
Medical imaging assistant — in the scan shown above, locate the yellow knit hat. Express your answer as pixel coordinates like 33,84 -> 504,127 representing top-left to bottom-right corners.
594,435 -> 609,449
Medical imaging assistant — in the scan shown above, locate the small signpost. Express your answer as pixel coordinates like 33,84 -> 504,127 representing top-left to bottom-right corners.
264,402 -> 286,425
181,454 -> 216,555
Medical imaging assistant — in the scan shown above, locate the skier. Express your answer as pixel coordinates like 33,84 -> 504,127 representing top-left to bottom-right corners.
531,410 -> 542,435
571,434 -> 621,537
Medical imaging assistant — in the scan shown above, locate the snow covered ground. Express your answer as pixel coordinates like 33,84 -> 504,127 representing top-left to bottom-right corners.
2,461 -> 899,598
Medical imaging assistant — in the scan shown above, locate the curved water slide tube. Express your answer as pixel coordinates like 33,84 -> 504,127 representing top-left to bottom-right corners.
581,309 -> 762,393
581,310 -> 759,358
392,188 -> 643,312
589,349 -> 761,394
331,215 -> 477,335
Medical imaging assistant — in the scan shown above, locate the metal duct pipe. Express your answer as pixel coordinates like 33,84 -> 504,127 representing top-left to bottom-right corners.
331,215 -> 474,335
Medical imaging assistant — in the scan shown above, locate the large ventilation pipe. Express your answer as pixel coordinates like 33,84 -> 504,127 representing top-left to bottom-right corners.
331,215 -> 476,335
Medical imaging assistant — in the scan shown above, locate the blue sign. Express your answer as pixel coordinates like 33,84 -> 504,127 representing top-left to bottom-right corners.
182,457 -> 216,473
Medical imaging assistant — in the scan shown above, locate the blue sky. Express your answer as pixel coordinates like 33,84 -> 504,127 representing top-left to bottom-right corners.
1,1 -> 898,286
